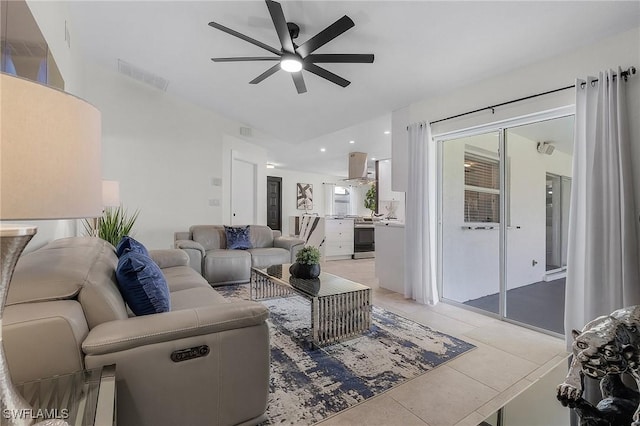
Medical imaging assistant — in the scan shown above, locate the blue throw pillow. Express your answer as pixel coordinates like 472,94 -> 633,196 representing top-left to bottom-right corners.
224,225 -> 252,250
116,251 -> 170,316
116,236 -> 149,258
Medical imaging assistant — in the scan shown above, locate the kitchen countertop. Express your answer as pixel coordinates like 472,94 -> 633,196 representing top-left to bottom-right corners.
375,221 -> 405,228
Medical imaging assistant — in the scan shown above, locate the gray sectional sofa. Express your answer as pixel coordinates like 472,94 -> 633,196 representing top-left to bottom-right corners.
174,225 -> 305,286
3,237 -> 270,426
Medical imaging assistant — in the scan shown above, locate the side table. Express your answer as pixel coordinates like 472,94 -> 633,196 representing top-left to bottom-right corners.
9,365 -> 116,426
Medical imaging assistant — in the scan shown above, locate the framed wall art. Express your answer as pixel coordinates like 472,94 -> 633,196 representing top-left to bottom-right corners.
296,183 -> 313,210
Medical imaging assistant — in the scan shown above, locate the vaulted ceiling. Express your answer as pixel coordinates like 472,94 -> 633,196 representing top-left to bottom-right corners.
68,1 -> 639,176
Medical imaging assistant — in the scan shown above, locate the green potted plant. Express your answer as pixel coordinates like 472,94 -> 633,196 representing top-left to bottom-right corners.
289,246 -> 321,279
83,206 -> 140,247
364,182 -> 377,216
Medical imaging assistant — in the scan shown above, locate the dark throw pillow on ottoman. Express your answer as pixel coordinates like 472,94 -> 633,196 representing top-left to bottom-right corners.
116,251 -> 170,315
116,235 -> 150,258
224,225 -> 252,250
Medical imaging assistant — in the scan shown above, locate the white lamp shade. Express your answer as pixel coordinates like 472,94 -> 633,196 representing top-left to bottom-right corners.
102,180 -> 120,207
0,73 -> 102,220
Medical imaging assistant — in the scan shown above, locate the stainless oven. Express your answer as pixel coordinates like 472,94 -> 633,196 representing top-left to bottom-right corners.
353,224 -> 375,259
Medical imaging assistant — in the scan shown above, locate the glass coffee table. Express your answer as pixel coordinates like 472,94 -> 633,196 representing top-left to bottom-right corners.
13,365 -> 116,426
251,264 -> 372,347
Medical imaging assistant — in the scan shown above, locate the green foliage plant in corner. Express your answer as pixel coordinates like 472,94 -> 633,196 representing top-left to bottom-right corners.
296,246 -> 321,265
364,182 -> 377,216
83,206 -> 140,247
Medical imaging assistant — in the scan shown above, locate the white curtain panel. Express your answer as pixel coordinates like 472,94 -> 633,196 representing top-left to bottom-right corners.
404,122 -> 439,305
349,185 -> 360,216
565,67 -> 640,346
323,183 -> 335,216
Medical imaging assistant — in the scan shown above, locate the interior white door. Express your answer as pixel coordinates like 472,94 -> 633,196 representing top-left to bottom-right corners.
231,158 -> 256,225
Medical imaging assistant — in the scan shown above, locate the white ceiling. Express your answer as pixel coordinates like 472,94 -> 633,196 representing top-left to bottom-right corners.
509,115 -> 575,155
67,1 -> 639,176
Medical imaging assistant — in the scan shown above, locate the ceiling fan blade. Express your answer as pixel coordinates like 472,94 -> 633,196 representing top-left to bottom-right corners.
304,63 -> 350,87
212,57 -> 281,62
296,15 -> 354,57
305,54 -> 374,63
249,64 -> 281,84
291,72 -> 307,94
208,21 -> 282,56
265,0 -> 295,53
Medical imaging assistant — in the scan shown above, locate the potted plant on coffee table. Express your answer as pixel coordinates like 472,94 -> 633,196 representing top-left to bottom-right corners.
289,246 -> 321,279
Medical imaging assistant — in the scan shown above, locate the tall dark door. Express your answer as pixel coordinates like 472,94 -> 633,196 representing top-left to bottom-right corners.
267,176 -> 282,231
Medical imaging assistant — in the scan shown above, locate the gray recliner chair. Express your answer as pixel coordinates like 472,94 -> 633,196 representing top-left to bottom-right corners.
175,225 -> 304,286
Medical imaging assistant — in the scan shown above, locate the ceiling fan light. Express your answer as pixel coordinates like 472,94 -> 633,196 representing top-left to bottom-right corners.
281,58 -> 303,73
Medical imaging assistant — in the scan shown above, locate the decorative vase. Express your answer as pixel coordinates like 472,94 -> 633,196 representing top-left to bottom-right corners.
289,262 -> 321,279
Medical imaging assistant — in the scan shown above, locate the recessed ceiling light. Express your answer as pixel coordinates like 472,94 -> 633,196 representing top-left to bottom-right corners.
320,148 -> 326,152
371,157 -> 376,161
349,140 -> 355,144
266,163 -> 275,169
384,131 -> 391,135
464,163 -> 472,168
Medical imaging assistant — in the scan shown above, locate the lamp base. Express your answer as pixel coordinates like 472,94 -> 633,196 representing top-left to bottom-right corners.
1,225 -> 37,426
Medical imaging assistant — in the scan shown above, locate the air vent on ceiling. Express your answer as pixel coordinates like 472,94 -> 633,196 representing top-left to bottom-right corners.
117,59 -> 169,91
239,127 -> 253,137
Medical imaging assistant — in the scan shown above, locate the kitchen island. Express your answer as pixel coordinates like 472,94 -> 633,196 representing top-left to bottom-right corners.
374,221 -> 404,294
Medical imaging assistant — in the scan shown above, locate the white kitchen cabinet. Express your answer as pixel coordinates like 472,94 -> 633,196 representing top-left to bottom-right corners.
324,218 -> 354,260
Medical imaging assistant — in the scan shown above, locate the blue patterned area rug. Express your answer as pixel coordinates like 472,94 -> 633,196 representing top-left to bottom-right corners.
218,284 -> 475,425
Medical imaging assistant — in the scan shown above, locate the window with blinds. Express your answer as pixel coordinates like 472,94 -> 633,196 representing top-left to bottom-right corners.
464,153 -> 500,222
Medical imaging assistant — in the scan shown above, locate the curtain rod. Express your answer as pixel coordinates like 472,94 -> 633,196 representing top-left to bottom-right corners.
429,66 -> 636,126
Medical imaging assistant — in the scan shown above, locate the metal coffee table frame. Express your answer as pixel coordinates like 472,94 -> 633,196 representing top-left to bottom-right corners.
251,265 -> 372,347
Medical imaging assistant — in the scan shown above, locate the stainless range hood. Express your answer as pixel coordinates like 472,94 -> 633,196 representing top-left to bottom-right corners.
344,152 -> 375,184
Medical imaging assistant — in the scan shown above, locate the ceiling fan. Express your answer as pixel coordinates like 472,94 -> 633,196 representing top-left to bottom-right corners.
208,0 -> 374,94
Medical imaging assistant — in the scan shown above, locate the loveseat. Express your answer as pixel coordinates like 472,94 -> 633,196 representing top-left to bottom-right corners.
174,225 -> 305,286
3,237 -> 270,426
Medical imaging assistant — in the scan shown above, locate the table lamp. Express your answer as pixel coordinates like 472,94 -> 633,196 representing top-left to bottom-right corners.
87,180 -> 121,237
0,73 -> 102,424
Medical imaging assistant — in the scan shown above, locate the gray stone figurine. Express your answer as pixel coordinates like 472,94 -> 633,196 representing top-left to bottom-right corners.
557,306 -> 640,426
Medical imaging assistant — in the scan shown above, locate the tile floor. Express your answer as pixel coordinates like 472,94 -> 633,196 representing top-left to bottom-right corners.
314,258 -> 569,426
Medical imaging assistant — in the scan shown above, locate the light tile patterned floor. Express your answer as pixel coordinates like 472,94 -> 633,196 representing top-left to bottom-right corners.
315,259 -> 568,426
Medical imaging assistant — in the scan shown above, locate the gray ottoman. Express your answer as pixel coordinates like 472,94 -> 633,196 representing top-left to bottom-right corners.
203,249 -> 251,285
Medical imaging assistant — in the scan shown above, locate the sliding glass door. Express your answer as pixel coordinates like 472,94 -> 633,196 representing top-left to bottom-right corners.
439,115 -> 574,334
441,131 -> 501,315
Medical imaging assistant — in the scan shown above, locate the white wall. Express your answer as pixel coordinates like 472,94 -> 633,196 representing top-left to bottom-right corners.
82,63 -> 268,249
22,1 -> 279,251
265,168 -> 346,236
391,106 -> 410,192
